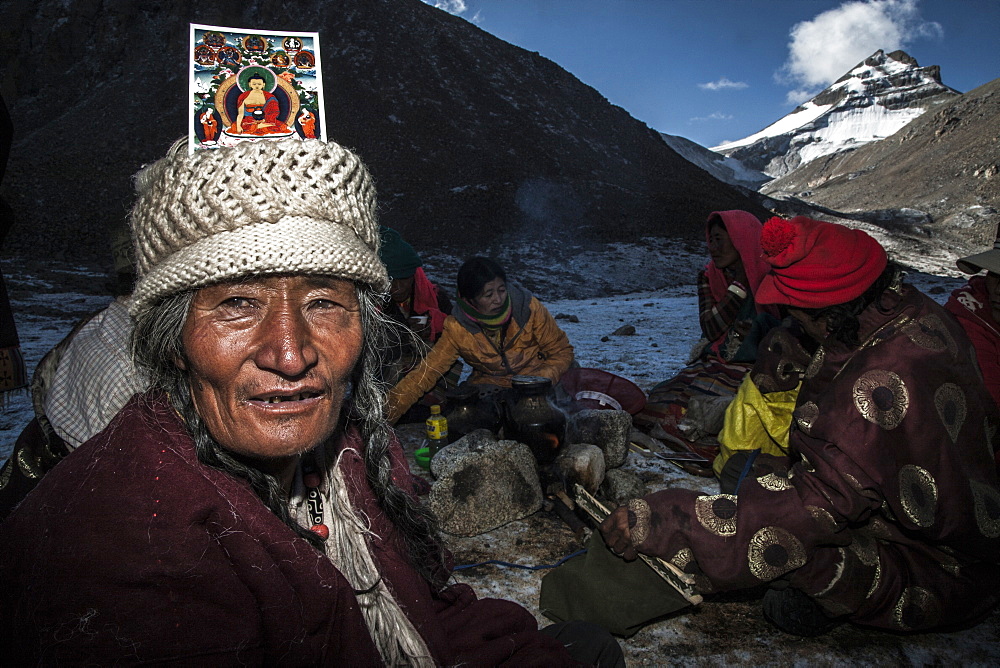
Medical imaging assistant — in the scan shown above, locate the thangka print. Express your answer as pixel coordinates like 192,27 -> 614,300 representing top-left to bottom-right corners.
189,24 -> 325,153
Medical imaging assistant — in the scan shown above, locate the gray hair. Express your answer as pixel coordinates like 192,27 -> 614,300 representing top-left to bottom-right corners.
131,280 -> 447,586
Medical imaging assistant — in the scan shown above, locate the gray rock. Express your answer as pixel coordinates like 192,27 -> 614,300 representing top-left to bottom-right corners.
554,443 -> 605,494
428,429 -> 543,536
566,409 -> 631,468
600,468 -> 647,505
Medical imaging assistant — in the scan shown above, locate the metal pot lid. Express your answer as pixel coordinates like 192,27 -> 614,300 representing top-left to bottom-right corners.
511,375 -> 552,390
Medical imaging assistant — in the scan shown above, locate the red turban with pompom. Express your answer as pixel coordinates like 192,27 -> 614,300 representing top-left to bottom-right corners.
755,216 -> 887,308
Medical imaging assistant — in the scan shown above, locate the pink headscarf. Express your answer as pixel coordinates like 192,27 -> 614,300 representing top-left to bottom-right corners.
703,210 -> 774,314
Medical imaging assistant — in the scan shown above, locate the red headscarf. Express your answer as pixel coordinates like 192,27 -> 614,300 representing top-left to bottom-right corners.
703,210 -> 773,313
756,216 -> 888,308
411,267 -> 448,341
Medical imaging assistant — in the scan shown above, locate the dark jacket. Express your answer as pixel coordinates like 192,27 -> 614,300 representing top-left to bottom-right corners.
0,391 -> 575,665
628,285 -> 1000,631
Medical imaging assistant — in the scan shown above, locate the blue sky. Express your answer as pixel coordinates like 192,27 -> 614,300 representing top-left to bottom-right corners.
422,0 -> 999,148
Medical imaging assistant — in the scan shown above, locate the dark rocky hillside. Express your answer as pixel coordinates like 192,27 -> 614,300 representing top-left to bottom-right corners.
0,0 -> 766,278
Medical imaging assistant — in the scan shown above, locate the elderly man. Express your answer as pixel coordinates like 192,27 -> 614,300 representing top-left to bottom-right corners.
602,216 -> 1000,636
0,139 -> 619,665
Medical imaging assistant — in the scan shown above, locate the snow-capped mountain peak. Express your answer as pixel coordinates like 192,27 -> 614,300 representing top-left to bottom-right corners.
712,50 -> 959,179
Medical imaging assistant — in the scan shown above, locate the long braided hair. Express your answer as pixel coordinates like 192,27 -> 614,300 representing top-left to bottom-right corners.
131,279 -> 448,588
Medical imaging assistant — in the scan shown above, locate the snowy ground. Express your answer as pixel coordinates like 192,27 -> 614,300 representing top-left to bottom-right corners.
2,258 -> 997,666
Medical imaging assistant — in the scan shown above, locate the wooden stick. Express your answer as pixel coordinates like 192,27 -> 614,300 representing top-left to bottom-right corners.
573,484 -> 704,605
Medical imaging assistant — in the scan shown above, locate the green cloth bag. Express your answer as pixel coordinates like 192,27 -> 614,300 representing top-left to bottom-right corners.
539,531 -> 692,637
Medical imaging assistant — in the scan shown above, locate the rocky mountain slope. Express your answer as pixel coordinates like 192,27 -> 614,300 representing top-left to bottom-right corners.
0,0 -> 766,280
762,76 -> 1000,271
659,133 -> 769,191
714,50 -> 959,179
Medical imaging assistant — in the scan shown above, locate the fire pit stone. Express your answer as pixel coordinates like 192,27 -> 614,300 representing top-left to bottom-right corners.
553,443 -> 606,494
566,409 -> 632,468
427,429 -> 543,537
601,468 -> 648,505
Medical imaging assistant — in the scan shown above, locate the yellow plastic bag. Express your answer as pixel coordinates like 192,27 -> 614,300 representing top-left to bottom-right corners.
714,375 -> 800,477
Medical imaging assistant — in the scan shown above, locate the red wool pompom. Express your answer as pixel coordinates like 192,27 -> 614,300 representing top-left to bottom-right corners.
760,217 -> 797,257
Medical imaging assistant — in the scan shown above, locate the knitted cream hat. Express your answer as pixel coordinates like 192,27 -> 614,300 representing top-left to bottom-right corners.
128,138 -> 388,316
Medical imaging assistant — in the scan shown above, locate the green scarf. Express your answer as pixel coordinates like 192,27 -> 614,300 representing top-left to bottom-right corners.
457,294 -> 512,329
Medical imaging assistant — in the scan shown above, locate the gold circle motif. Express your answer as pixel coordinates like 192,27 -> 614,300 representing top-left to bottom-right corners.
755,373 -> 778,394
898,465 -> 938,528
849,531 -> 878,566
970,479 -> 1000,538
853,369 -> 909,430
986,418 -> 997,460
843,472 -> 864,493
903,314 -> 957,357
804,347 -> 825,379
748,526 -> 807,581
893,586 -> 940,631
866,556 -> 883,599
670,547 -> 713,593
934,383 -> 966,443
670,547 -> 694,570
17,448 -> 42,480
935,549 -> 961,576
806,505 -> 838,534
795,402 -> 819,434
695,494 -> 738,536
865,517 -> 895,540
627,498 -> 651,545
756,472 -> 793,492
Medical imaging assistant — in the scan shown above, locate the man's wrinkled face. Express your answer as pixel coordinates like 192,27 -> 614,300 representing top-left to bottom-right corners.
179,275 -> 363,461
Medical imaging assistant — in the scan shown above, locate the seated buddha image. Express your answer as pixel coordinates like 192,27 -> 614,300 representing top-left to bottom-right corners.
218,67 -> 298,145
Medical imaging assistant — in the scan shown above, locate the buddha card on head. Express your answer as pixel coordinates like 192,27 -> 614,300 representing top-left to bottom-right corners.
189,23 -> 326,153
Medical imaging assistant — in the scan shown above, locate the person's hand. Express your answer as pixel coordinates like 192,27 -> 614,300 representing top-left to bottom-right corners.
599,505 -> 639,561
733,317 -> 753,340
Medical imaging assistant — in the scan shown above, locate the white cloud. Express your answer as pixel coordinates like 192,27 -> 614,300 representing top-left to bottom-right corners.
424,0 -> 468,15
778,0 -> 943,94
698,77 -> 749,91
690,112 -> 734,122
785,89 -> 815,106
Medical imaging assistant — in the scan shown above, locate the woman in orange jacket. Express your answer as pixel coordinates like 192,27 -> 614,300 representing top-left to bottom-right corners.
387,257 -> 574,424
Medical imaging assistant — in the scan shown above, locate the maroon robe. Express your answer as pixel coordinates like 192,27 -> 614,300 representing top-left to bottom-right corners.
0,391 -> 576,665
629,285 -> 1000,631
